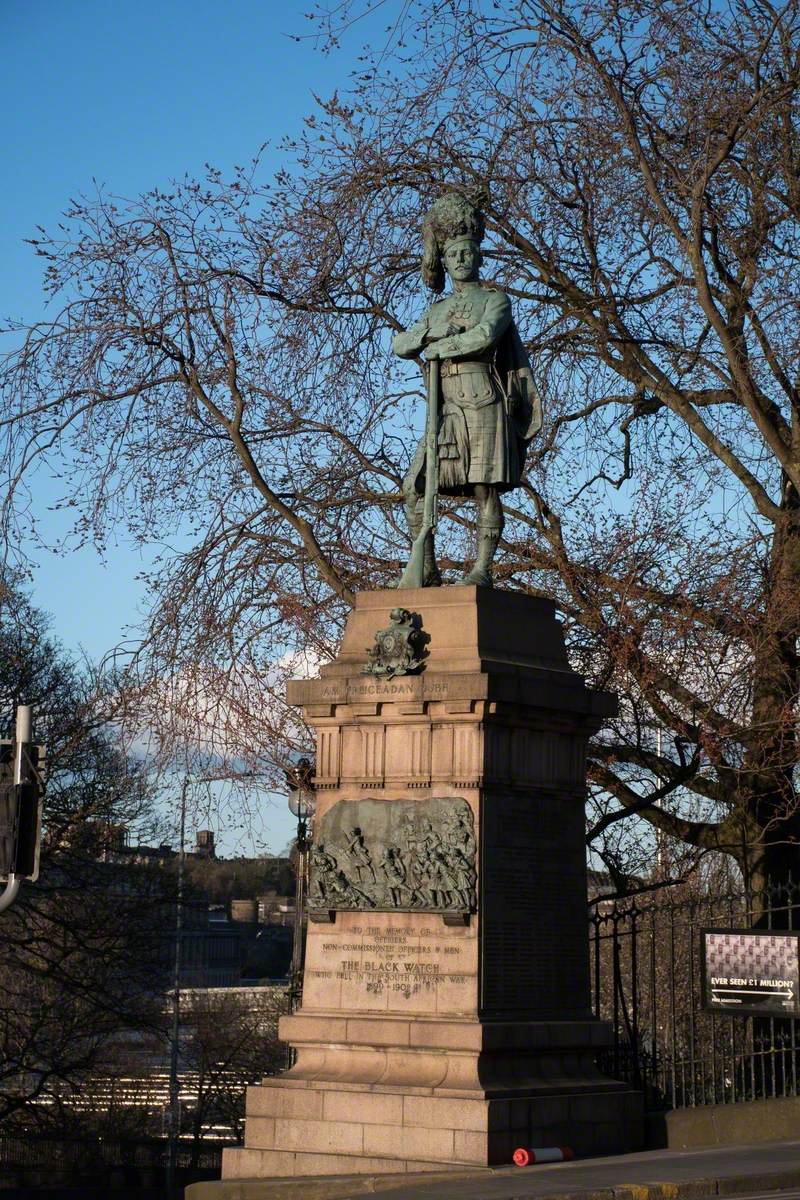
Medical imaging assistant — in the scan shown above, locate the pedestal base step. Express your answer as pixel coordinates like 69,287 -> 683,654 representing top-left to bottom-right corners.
231,1081 -> 643,1174
188,1160 -> 477,1200
221,1146 -> 471,1180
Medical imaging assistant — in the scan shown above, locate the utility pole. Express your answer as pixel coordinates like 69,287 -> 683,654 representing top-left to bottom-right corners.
165,775 -> 188,1199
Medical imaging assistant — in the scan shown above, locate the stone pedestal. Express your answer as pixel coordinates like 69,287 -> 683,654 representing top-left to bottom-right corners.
222,587 -> 643,1180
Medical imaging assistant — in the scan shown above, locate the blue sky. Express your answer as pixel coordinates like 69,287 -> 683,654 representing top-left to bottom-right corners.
2,0 -> 368,655
1,0 -> 383,854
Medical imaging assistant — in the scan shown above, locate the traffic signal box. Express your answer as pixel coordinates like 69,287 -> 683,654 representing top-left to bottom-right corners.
0,741 -> 44,881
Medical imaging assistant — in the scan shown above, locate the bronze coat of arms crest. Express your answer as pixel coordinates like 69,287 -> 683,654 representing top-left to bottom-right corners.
364,608 -> 427,678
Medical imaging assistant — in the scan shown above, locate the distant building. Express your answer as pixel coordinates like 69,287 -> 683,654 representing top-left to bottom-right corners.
64,820 -> 295,986
179,919 -> 242,988
194,829 -> 216,858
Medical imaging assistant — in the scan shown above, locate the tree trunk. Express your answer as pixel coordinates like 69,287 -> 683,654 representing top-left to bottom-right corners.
743,494 -> 800,1100
738,477 -> 800,896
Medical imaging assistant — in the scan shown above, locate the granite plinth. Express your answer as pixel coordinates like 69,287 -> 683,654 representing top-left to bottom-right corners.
224,588 -> 642,1178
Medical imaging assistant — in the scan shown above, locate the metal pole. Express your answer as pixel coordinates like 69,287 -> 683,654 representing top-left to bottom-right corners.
0,875 -> 20,914
14,706 -> 32,785
290,816 -> 307,1012
655,727 -> 666,878
166,776 -> 188,1198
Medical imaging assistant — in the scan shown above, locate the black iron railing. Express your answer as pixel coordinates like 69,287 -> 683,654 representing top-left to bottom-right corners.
589,878 -> 800,1110
0,1132 -> 224,1169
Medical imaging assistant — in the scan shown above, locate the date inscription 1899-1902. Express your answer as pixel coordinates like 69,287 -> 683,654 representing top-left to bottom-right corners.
308,797 -> 476,921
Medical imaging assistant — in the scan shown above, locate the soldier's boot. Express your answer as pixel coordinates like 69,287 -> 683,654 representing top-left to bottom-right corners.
458,520 -> 501,588
405,498 -> 442,587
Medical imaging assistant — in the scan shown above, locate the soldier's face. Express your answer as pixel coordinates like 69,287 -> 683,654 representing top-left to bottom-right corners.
444,240 -> 480,282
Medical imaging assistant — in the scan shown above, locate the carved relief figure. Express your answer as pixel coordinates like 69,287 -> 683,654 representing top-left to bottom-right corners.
445,808 -> 477,859
417,817 -> 444,906
400,811 -> 426,906
345,826 -> 376,884
450,848 -> 477,911
379,847 -> 408,907
310,843 -> 340,904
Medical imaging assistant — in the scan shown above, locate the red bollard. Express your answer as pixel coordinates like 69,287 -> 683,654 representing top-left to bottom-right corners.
513,1146 -> 574,1166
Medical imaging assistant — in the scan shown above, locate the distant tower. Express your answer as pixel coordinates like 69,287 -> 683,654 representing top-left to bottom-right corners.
194,829 -> 216,858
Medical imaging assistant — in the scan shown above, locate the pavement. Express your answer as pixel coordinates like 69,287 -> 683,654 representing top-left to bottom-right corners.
370,1139 -> 800,1200
185,1139 -> 800,1200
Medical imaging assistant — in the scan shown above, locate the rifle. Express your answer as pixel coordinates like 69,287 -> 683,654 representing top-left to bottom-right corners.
398,358 -> 439,589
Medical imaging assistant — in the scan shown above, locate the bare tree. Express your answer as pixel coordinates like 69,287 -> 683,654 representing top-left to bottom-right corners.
3,0 -> 800,889
0,580 -> 167,1128
179,987 -> 287,1158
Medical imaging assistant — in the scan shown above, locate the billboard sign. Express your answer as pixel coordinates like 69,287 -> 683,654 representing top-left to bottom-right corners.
701,928 -> 800,1018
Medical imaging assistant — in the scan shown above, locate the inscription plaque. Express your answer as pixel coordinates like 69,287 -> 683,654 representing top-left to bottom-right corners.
481,795 -> 587,1015
303,914 -> 476,1014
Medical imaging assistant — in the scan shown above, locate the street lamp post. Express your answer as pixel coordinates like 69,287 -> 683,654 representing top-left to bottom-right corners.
285,758 -> 315,1013
166,774 -> 189,1200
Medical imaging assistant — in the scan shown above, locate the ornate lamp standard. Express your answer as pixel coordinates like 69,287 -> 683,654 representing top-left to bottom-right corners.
285,758 -> 315,1011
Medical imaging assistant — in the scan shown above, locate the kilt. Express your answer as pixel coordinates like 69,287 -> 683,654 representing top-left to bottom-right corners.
404,361 -> 524,497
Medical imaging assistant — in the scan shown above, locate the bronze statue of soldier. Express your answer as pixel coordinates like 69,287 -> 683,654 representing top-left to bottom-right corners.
393,194 -> 542,587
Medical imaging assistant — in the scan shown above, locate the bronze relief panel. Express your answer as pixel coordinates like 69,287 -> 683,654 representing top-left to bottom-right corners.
309,796 -> 476,918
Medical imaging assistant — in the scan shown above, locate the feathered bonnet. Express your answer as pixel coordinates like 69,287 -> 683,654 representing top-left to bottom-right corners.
421,194 -> 486,293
